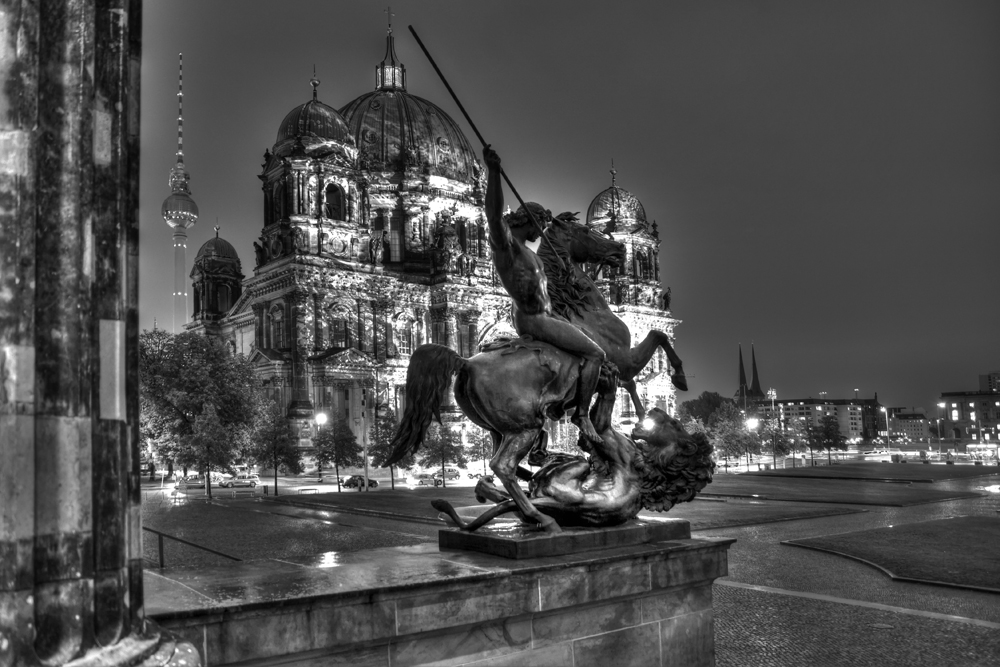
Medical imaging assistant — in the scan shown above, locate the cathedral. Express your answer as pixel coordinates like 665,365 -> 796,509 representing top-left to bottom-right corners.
183,27 -> 681,461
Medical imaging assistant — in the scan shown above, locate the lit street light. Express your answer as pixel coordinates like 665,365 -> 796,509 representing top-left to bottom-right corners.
745,417 -> 759,470
314,412 -> 327,482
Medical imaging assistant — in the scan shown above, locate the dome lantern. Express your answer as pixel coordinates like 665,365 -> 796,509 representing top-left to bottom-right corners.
375,9 -> 405,92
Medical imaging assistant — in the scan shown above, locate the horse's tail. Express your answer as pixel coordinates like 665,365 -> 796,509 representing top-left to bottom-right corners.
385,344 -> 467,467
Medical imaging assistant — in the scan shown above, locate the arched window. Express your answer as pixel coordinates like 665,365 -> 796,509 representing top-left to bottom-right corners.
328,306 -> 352,349
324,184 -> 344,220
218,285 -> 231,313
395,319 -> 413,355
272,182 -> 285,222
269,306 -> 284,349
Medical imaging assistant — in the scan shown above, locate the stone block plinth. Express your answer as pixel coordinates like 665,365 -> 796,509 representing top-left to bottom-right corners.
149,532 -> 734,666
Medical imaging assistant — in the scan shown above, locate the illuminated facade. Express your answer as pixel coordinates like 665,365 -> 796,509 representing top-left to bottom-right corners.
187,28 -> 680,458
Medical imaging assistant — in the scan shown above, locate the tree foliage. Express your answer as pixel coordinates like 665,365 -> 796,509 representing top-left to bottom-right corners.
369,408 -> 411,468
248,400 -> 303,476
314,416 -> 364,472
139,329 -> 259,473
708,401 -> 759,464
809,414 -> 848,463
678,391 -> 733,425
419,422 -> 468,474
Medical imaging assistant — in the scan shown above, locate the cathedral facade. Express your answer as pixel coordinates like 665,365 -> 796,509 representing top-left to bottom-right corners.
186,29 -> 681,459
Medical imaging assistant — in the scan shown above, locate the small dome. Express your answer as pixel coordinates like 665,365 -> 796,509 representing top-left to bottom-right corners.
162,191 -> 199,228
276,99 -> 352,147
194,236 -> 240,262
340,91 -> 478,183
586,185 -> 647,228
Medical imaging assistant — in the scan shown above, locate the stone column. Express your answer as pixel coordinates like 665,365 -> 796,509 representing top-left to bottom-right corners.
0,2 -> 197,665
286,291 -> 314,419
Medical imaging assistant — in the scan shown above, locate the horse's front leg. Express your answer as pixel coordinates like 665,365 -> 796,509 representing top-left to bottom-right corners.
491,431 -> 561,534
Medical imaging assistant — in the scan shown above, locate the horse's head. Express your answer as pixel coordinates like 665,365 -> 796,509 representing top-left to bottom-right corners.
547,213 -> 626,269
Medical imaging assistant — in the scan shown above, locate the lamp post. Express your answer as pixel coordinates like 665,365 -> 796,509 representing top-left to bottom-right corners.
937,402 -> 945,454
880,406 -> 890,449
314,412 -> 327,482
745,417 -> 759,470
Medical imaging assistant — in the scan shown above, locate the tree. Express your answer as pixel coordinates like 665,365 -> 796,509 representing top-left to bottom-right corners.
761,416 -> 793,464
708,402 -> 758,468
464,424 -> 494,477
811,414 -> 848,464
678,391 -> 734,425
247,400 -> 302,496
180,404 -> 231,499
368,408 -> 411,489
419,422 -> 468,488
314,416 -> 364,490
139,329 -> 259,476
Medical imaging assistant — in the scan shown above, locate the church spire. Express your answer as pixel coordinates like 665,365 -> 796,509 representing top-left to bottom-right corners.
736,344 -> 749,403
375,6 -> 406,91
749,344 -> 764,400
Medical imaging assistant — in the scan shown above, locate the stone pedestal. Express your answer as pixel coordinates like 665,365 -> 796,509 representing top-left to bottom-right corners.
150,534 -> 733,666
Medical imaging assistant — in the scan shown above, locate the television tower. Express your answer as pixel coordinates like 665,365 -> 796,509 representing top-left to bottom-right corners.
161,53 -> 199,332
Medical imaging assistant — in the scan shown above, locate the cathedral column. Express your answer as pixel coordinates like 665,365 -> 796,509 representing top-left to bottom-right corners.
286,291 -> 315,419
0,3 -> 197,665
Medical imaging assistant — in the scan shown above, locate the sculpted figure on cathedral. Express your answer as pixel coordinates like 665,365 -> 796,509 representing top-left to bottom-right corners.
369,229 -> 387,265
660,287 -> 671,310
253,241 -> 265,266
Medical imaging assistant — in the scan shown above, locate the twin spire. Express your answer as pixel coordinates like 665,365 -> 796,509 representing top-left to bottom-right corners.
736,344 -> 765,403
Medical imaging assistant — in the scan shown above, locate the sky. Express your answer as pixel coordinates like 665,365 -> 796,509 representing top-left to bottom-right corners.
139,0 -> 1000,415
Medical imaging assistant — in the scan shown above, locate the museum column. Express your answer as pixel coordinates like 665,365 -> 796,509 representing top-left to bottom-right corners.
0,2 -> 197,665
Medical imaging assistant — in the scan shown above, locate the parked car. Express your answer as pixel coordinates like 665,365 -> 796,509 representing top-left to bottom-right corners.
176,474 -> 206,489
433,467 -> 461,481
410,473 -> 441,487
221,473 -> 260,488
342,475 -> 378,489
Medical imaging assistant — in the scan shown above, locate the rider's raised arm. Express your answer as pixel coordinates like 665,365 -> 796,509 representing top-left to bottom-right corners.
484,147 -> 513,252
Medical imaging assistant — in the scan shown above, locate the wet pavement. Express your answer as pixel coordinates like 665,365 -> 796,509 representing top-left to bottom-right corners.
141,464 -> 1000,666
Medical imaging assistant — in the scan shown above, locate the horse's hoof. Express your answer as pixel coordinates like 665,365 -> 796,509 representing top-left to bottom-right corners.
671,374 -> 688,391
475,494 -> 487,504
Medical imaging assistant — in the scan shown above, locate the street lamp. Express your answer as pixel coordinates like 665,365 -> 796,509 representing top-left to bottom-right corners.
880,406 -> 890,449
745,417 -> 759,470
937,402 -> 945,453
314,412 -> 327,482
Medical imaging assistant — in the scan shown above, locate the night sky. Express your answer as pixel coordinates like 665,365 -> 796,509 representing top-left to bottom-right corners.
139,1 -> 1000,414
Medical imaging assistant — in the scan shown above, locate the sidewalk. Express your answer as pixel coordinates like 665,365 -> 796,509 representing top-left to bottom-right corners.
141,465 -> 1000,666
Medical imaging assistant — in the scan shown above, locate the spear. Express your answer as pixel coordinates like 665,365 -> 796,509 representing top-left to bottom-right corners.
408,25 -> 564,270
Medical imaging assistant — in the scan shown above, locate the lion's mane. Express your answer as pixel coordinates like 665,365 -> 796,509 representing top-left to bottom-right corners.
634,431 -> 715,512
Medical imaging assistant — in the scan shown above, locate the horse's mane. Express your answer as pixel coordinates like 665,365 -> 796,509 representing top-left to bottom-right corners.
536,215 -> 593,320
633,431 -> 715,512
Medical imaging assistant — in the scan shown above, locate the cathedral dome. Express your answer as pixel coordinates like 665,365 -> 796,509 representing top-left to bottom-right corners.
586,185 -> 647,228
338,31 -> 478,183
275,97 -> 353,149
194,235 -> 240,262
340,91 -> 477,182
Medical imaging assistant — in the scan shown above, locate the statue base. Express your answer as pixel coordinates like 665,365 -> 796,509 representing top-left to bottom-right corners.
438,509 -> 691,558
151,536 -> 733,666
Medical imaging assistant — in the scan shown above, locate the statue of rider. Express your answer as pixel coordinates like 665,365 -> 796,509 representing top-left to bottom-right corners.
483,146 -> 605,446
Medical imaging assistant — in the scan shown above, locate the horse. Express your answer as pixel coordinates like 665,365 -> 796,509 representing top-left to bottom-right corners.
539,213 -> 687,419
385,339 -> 615,534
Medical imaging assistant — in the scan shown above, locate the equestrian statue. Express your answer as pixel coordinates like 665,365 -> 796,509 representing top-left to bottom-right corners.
384,147 -> 712,534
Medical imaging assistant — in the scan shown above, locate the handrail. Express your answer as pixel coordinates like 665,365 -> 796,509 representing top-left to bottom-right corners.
142,526 -> 243,569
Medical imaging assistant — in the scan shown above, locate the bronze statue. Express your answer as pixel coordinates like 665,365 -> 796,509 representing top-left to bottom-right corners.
386,147 -> 700,534
385,341 -> 712,534
484,147 -> 605,446
432,407 -> 714,530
